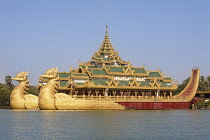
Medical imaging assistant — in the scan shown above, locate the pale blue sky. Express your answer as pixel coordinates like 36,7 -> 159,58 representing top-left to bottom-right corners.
0,0 -> 210,85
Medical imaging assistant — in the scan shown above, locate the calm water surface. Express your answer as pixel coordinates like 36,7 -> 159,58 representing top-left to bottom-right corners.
0,109 -> 209,140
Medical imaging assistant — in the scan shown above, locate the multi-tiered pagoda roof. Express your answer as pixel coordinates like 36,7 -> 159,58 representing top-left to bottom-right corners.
48,26 -> 177,96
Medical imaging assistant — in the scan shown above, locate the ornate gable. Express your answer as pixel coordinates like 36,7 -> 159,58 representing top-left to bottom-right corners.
84,80 -> 94,87
150,79 -> 161,88
123,67 -> 135,74
129,78 -> 140,87
106,78 -> 119,87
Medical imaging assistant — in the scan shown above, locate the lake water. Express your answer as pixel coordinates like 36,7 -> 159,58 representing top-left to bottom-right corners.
0,110 -> 209,140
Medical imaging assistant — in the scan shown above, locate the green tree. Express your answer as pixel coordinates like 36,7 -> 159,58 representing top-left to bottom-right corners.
174,77 -> 190,95
27,86 -> 39,96
200,76 -> 205,82
0,84 -> 11,108
5,76 -> 14,89
207,76 -> 210,90
205,100 -> 210,106
194,101 -> 205,109
198,76 -> 208,91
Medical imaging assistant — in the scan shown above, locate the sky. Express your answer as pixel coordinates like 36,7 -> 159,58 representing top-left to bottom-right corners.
0,0 -> 210,85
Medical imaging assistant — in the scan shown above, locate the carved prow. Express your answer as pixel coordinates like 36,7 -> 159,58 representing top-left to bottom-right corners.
38,68 -> 59,110
10,71 -> 38,109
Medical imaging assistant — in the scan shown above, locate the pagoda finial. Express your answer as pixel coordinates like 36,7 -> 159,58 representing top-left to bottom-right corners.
101,24 -> 112,49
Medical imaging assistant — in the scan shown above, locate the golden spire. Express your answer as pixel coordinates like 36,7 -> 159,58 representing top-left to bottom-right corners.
89,26 -> 129,66
102,25 -> 112,48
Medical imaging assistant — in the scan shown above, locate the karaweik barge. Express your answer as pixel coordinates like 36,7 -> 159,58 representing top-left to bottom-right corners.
10,26 -> 200,110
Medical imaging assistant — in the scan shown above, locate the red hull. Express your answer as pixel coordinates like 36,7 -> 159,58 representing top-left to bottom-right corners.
117,102 -> 192,110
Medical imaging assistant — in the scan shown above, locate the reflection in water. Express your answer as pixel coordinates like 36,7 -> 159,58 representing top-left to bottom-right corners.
0,110 -> 210,140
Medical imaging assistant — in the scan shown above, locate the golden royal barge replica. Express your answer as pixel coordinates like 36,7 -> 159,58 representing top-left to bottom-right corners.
10,26 -> 200,110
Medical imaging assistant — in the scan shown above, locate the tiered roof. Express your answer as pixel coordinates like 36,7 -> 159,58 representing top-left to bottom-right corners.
90,25 -> 129,67
57,26 -> 177,91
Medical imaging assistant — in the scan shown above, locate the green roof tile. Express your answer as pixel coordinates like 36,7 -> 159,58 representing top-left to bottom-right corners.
59,73 -> 70,78
91,79 -> 108,85
117,81 -> 129,86
139,81 -> 150,87
148,72 -> 161,77
75,82 -> 84,85
131,68 -> 147,74
160,82 -> 170,87
73,74 -> 88,77
60,80 -> 68,87
164,77 -> 171,80
106,67 -> 126,73
88,69 -> 107,75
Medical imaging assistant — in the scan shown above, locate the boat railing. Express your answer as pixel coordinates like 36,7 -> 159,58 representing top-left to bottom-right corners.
68,95 -> 189,102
